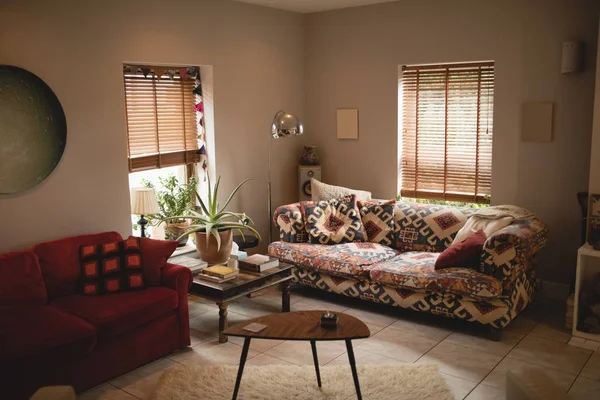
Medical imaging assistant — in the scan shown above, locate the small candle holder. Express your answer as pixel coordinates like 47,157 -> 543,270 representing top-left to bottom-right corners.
320,310 -> 338,328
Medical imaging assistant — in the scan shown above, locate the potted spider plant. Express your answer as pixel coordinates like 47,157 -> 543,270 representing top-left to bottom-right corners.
142,175 -> 197,246
166,177 -> 261,264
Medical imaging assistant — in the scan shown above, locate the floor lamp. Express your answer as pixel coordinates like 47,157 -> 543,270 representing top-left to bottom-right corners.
269,111 -> 304,243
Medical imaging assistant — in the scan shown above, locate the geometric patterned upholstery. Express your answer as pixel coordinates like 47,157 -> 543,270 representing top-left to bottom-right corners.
369,252 -> 502,299
79,237 -> 145,295
358,200 -> 395,246
301,195 -> 367,245
270,199 -> 548,330
291,266 -> 536,329
393,202 -> 477,252
274,203 -> 307,244
268,241 -> 400,279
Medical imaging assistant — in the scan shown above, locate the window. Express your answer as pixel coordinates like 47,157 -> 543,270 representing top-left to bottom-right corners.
400,61 -> 494,204
123,64 -> 202,172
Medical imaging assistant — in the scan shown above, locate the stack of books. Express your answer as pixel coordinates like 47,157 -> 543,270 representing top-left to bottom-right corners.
197,265 -> 239,283
239,254 -> 279,273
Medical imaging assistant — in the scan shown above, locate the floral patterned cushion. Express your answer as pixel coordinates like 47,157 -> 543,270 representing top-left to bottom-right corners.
394,203 -> 477,252
268,241 -> 400,279
301,195 -> 367,245
358,200 -> 395,246
369,252 -> 502,299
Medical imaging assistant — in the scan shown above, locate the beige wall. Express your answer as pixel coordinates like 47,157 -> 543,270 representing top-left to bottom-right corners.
0,0 -> 304,253
590,21 -> 600,194
304,0 -> 599,284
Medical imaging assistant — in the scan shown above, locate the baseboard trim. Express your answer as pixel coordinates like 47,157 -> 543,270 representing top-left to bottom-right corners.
537,280 -> 571,301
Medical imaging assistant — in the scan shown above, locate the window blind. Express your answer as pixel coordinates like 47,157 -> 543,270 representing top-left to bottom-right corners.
401,61 -> 494,203
124,65 -> 200,172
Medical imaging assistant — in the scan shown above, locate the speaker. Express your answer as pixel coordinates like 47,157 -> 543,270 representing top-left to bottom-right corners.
298,165 -> 321,201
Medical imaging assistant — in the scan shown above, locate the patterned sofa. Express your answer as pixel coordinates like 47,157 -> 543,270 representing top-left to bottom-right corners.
268,201 -> 548,337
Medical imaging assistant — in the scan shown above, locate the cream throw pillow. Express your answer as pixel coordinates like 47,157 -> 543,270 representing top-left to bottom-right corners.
452,215 -> 513,244
311,178 -> 372,202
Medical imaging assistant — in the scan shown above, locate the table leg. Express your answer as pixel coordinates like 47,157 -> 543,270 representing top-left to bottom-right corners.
218,302 -> 228,343
280,280 -> 290,312
346,339 -> 362,400
232,337 -> 251,400
310,340 -> 322,387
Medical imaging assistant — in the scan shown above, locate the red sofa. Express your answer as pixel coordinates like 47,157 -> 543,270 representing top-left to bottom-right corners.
0,232 -> 192,399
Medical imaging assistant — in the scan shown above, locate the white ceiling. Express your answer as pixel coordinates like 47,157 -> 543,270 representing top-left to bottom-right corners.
233,0 -> 398,13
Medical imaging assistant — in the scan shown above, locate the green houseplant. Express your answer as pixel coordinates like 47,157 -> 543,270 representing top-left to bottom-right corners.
166,176 -> 261,264
142,175 -> 197,246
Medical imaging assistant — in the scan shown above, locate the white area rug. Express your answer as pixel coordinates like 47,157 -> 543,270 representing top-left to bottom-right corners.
151,363 -> 453,400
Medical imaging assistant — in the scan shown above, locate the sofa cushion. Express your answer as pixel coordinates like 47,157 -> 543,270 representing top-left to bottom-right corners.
435,230 -> 486,270
0,251 -> 47,306
137,237 -> 178,286
369,252 -> 502,299
79,237 -> 145,295
52,287 -> 178,342
301,195 -> 367,245
394,203 -> 476,252
311,178 -> 372,201
268,241 -> 400,279
274,203 -> 308,244
358,200 -> 395,246
34,231 -> 124,300
0,305 -> 96,362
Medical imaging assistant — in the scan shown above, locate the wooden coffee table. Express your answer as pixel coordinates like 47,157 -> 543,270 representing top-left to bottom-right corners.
188,262 -> 294,343
223,311 -> 370,400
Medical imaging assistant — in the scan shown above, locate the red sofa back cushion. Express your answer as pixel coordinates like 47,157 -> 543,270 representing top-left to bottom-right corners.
34,231 -> 123,300
0,251 -> 47,306
137,237 -> 178,286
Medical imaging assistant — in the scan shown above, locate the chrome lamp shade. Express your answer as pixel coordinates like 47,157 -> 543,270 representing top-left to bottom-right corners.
271,111 -> 304,139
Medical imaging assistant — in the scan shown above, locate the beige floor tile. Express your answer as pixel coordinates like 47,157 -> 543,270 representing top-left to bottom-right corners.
443,331 -> 521,357
441,373 -> 478,400
264,340 -> 347,365
507,336 -> 591,375
228,293 -> 286,317
246,353 -> 293,366
292,298 -> 350,313
528,323 -> 572,344
417,341 -> 502,382
464,384 -> 504,400
326,347 -> 406,367
188,309 -> 249,336
189,328 -> 216,346
343,307 -> 398,327
169,339 -> 259,366
187,300 -> 213,318
227,336 -> 285,353
568,376 -> 600,399
110,358 -> 178,400
480,357 -> 576,391
388,317 -> 452,341
503,316 -> 537,337
580,350 -> 600,381
77,384 -> 137,400
355,326 -> 438,363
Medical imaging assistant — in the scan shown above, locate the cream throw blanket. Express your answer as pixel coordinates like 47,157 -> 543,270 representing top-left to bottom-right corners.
453,205 -> 535,244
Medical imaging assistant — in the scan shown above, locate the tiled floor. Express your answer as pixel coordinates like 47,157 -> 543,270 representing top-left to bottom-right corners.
79,287 -> 600,400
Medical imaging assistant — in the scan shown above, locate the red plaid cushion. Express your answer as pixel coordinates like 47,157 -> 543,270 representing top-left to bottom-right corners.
79,237 -> 145,295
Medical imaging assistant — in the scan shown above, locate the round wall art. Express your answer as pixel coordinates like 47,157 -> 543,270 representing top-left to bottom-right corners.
0,65 -> 67,194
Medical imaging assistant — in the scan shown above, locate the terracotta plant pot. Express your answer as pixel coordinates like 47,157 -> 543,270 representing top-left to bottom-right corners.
166,220 -> 191,247
195,229 -> 233,265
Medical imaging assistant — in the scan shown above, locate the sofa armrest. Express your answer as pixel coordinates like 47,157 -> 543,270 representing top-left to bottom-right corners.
273,203 -> 307,243
161,263 -> 192,348
480,218 -> 548,289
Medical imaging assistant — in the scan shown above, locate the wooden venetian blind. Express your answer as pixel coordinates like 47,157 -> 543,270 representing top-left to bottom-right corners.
401,61 -> 494,203
124,66 -> 200,172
